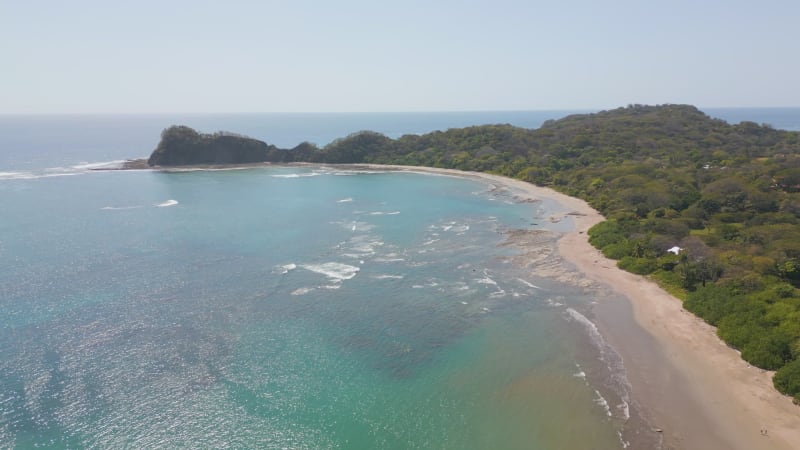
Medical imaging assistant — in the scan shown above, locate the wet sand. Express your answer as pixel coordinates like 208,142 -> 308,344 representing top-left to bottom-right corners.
362,165 -> 800,450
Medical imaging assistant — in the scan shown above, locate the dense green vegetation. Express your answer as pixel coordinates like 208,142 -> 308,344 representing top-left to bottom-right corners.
150,105 -> 800,402
148,126 -> 280,166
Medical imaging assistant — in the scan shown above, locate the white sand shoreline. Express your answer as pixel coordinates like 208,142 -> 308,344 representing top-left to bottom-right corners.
364,164 -> 800,450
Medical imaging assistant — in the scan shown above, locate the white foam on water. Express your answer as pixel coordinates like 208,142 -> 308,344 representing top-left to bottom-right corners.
155,200 -> 179,207
373,274 -> 404,280
566,308 -> 601,344
594,389 -> 613,417
291,287 -> 314,296
618,431 -> 630,449
461,301 -> 469,305
277,263 -> 297,274
368,211 -> 401,216
566,307 -> 633,422
334,221 -> 375,233
477,270 -> 505,297
41,172 -> 81,178
618,400 -> 630,421
271,172 -> 322,178
349,236 -> 384,255
412,281 -> 439,289
1,159 -> 129,181
407,261 -> 429,268
332,169 -> 389,176
422,239 -> 440,246
375,253 -> 404,263
480,278 -> 497,287
517,278 -> 543,289
0,171 -> 35,180
302,262 -> 360,281
101,205 -> 143,210
337,197 -> 353,203
71,160 -> 127,170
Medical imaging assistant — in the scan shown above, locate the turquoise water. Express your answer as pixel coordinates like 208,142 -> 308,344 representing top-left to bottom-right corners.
1,166 -> 626,448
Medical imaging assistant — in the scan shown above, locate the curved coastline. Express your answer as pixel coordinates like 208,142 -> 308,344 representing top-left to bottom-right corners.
361,164 -> 800,450
132,161 -> 800,448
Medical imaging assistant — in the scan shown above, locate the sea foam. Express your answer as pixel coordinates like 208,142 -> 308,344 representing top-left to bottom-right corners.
101,205 -> 142,211
302,262 -> 360,281
373,274 -> 404,280
271,172 -> 322,178
566,307 -> 632,421
277,263 -> 297,274
517,278 -> 543,290
71,160 -> 127,170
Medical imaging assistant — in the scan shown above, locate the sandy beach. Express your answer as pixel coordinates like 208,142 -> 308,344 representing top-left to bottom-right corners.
361,165 -> 800,450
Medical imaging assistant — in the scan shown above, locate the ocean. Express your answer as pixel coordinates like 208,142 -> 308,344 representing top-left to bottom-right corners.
1,108 -> 798,449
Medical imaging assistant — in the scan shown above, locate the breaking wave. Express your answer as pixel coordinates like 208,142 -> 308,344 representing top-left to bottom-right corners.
0,160 -> 129,181
302,262 -> 360,281
565,308 -> 631,421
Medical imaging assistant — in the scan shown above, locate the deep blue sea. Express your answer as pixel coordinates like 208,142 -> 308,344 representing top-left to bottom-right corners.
1,108 -> 798,449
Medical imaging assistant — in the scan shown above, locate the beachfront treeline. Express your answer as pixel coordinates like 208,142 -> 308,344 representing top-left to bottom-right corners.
150,105 -> 800,402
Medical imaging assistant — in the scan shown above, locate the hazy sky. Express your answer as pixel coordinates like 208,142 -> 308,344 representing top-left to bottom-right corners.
2,0 -> 798,113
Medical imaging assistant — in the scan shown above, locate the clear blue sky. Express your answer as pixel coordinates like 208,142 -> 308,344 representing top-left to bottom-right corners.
1,0 -> 798,113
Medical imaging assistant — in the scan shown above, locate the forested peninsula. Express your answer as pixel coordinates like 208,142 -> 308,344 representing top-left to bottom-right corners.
147,104 -> 800,402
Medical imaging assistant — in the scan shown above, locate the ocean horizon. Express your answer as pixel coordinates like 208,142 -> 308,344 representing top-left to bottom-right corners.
2,108 -> 798,448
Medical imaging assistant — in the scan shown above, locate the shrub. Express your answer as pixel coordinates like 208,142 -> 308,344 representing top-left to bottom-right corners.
774,358 -> 800,402
717,304 -> 768,350
617,256 -> 658,275
588,221 -> 625,248
602,242 -> 632,260
684,284 -> 742,326
741,331 -> 793,370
